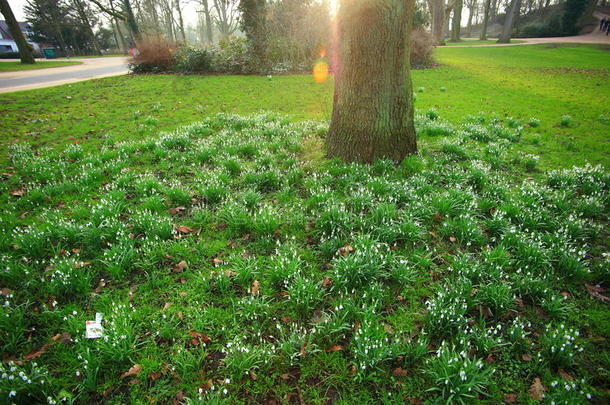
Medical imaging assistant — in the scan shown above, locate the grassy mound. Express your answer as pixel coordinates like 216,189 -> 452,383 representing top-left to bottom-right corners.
0,113 -> 608,403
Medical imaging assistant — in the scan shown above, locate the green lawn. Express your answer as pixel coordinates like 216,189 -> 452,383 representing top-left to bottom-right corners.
0,44 -> 608,404
444,38 -> 526,45
0,44 -> 607,169
0,60 -> 82,72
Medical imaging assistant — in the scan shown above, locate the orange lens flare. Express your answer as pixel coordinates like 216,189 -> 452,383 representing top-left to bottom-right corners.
313,60 -> 329,83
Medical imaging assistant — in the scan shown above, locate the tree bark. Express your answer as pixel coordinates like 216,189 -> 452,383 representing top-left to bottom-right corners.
497,0 -> 520,43
327,0 -> 417,164
480,0 -> 491,39
174,0 -> 186,42
0,0 -> 35,63
428,0 -> 446,44
74,0 -> 102,55
451,0 -> 463,41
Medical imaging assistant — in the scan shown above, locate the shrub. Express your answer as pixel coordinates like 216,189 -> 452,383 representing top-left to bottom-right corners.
411,28 -> 434,68
128,39 -> 176,73
174,46 -> 213,73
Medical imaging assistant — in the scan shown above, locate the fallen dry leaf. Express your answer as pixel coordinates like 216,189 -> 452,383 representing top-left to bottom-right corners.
50,332 -> 71,343
163,302 -> 173,311
325,345 -> 343,352
522,354 -> 532,362
558,369 -> 574,380
169,206 -> 187,215
485,353 -> 495,363
10,189 -> 25,197
175,225 -> 194,234
392,367 -> 408,377
338,244 -> 354,257
148,372 -> 162,381
322,277 -> 332,288
212,257 -> 224,266
383,323 -> 394,334
188,331 -> 212,345
173,260 -> 188,273
251,280 -> 260,295
24,343 -> 52,361
449,236 -> 457,243
121,364 -> 142,378
504,393 -> 517,403
528,377 -> 546,401
585,283 -> 610,303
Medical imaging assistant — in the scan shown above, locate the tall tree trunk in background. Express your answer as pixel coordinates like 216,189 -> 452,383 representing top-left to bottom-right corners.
200,0 -> 214,44
327,0 -> 417,163
0,0 -> 35,63
498,0 -> 521,42
239,0 -> 267,67
109,0 -> 128,51
74,0 -> 102,55
480,0 -> 491,39
123,0 -> 140,42
451,0 -> 463,40
466,0 -> 476,35
428,0 -> 446,44
174,0 -> 186,42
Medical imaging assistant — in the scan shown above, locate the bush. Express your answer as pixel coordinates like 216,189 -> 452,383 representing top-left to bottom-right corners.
411,28 -> 434,68
128,39 -> 176,73
211,37 -> 254,74
174,46 -> 213,73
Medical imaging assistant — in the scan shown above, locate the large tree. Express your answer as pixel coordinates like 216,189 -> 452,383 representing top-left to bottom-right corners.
0,0 -> 35,63
479,0 -> 491,39
239,0 -> 267,66
428,0 -> 446,44
497,0 -> 521,43
451,0 -> 463,41
327,0 -> 417,163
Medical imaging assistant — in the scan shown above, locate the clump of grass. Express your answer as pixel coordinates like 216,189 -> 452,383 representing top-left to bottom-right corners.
560,114 -> 572,127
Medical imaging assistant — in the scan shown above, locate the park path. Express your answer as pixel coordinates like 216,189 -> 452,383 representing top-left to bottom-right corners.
444,11 -> 610,47
0,56 -> 128,94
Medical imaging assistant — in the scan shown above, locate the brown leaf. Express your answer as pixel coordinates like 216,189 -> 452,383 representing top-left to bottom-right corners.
148,372 -> 162,381
10,189 -> 25,197
522,354 -> 532,362
322,277 -> 332,288
24,343 -> 52,361
173,260 -> 188,273
248,371 -> 257,380
175,225 -> 194,234
94,279 -> 107,294
504,393 -> 517,403
558,369 -> 574,380
349,364 -> 357,377
325,345 -> 343,352
449,236 -> 457,243
212,257 -> 224,266
338,244 -> 354,257
173,391 -> 186,405
383,323 -> 394,334
528,377 -> 546,401
560,291 -> 571,298
485,353 -> 495,363
163,302 -> 173,311
121,364 -> 142,378
585,283 -> 610,303
73,261 -> 92,269
169,206 -> 187,215
50,332 -> 71,343
188,331 -> 212,345
392,367 -> 409,377
251,280 -> 260,295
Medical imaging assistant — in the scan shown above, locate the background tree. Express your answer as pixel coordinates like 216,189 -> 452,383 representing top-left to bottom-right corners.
497,0 -> 520,42
479,0 -> 491,39
0,0 -> 35,63
428,0 -> 446,44
451,0 -> 463,41
213,0 -> 239,40
327,0 -> 417,163
464,0 -> 478,36
238,0 -> 267,66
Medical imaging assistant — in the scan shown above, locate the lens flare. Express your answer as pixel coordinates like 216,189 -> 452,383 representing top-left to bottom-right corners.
313,60 -> 329,83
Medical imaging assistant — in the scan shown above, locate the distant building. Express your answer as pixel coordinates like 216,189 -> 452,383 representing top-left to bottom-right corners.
0,21 -> 40,54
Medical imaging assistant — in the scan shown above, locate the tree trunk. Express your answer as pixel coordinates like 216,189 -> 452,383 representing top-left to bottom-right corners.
201,0 -> 214,44
428,0 -> 446,44
451,0 -> 463,41
109,0 -> 128,51
480,0 -> 491,39
74,0 -> 102,55
466,2 -> 474,36
174,0 -> 186,42
497,0 -> 520,43
327,0 -> 417,164
0,0 -> 35,63
123,0 -> 141,42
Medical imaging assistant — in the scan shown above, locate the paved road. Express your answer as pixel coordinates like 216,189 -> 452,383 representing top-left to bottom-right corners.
0,57 -> 129,93
447,12 -> 610,47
